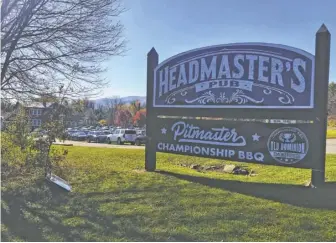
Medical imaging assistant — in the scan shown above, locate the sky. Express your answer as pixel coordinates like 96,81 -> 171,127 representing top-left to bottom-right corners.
101,0 -> 335,98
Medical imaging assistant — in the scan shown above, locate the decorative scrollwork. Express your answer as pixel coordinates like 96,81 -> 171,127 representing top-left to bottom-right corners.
255,84 -> 294,105
229,90 -> 264,104
181,91 -> 188,96
165,86 -> 193,104
185,91 -> 216,104
164,82 -> 295,105
185,89 -> 264,105
215,92 -> 229,103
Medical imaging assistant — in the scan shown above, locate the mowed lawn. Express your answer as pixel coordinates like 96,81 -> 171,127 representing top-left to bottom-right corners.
1,146 -> 336,242
327,128 -> 336,139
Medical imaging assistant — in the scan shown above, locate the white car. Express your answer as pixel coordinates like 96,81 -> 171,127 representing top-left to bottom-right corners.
107,129 -> 137,145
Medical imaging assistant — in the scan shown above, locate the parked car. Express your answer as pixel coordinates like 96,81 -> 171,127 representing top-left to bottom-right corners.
134,133 -> 148,146
87,131 -> 99,142
107,129 -> 137,145
87,131 -> 110,143
73,131 -> 88,141
97,131 -> 111,143
136,129 -> 145,135
67,130 -> 77,140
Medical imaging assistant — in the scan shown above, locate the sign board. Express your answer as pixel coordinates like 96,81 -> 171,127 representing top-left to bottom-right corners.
146,25 -> 330,186
155,118 -> 316,169
46,173 -> 72,192
153,43 -> 314,109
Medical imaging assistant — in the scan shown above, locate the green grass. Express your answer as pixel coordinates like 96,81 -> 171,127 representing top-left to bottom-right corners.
327,128 -> 336,139
2,147 -> 336,242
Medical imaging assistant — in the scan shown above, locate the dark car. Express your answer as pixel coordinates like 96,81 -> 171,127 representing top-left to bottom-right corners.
87,131 -> 99,142
87,131 -> 110,143
67,130 -> 78,140
97,131 -> 111,143
134,133 -> 148,146
73,131 -> 88,141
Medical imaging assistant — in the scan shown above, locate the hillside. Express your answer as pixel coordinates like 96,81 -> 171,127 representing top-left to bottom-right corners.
93,96 -> 146,108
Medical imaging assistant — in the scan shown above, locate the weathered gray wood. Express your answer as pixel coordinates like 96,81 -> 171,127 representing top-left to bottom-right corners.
145,48 -> 159,171
311,24 -> 331,187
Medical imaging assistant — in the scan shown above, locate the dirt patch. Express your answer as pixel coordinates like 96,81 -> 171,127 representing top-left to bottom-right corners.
133,169 -> 147,173
180,163 -> 257,176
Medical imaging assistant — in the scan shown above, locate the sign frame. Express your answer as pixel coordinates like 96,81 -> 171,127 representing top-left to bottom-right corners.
145,24 -> 331,187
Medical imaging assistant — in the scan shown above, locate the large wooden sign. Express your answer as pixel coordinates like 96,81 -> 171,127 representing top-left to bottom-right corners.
145,25 -> 331,186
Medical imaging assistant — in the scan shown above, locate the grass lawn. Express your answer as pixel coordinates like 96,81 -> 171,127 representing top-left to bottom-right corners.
327,128 -> 336,139
1,146 -> 336,242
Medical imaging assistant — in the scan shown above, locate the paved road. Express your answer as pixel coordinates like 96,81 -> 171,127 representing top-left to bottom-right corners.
326,139 -> 336,154
56,139 -> 336,154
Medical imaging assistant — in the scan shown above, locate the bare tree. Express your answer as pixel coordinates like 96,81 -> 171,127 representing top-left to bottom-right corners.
104,96 -> 123,125
1,0 -> 127,100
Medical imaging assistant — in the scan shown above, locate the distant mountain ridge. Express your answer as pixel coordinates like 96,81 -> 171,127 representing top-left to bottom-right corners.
93,96 -> 146,108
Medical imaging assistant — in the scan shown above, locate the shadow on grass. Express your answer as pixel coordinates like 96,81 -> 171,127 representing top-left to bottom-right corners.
156,170 -> 336,210
1,180 -> 166,242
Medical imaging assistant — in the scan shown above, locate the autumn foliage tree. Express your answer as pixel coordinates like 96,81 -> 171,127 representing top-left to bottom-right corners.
99,119 -> 107,126
133,109 -> 146,127
129,100 -> 141,116
114,109 -> 132,128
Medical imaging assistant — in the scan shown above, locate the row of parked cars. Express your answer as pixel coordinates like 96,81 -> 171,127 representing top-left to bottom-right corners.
66,127 -> 148,146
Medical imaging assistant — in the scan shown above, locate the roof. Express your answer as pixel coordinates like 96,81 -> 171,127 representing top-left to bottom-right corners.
23,102 -> 54,108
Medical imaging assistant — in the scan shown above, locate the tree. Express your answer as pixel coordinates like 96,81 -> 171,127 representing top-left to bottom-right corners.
5,106 -> 32,151
328,82 -> 336,116
114,109 -> 132,128
1,98 -> 15,113
105,96 -> 123,125
1,0 -> 127,100
129,100 -> 141,116
133,109 -> 146,127
1,107 -> 38,177
99,119 -> 107,126
94,104 -> 106,121
2,87 -> 71,178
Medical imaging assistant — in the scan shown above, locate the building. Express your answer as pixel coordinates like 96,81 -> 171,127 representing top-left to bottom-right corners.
24,102 -> 54,129
5,101 -> 98,130
5,101 -> 57,130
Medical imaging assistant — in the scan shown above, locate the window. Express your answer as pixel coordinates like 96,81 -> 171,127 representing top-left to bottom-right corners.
125,130 -> 136,134
114,129 -> 120,134
30,109 -> 42,115
32,119 -> 41,127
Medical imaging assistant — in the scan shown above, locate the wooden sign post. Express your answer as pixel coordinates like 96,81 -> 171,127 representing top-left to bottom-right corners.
311,24 -> 331,187
145,25 -> 331,187
145,48 -> 158,171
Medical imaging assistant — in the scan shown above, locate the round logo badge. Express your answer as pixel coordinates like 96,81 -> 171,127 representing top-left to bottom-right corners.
267,127 -> 309,164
